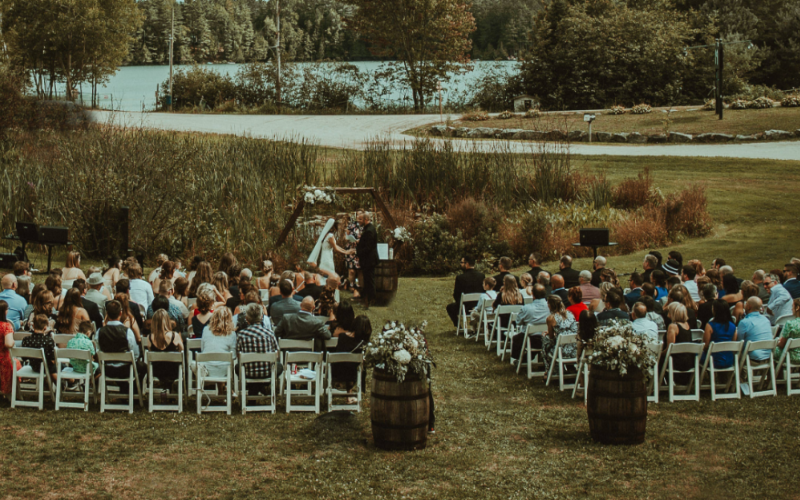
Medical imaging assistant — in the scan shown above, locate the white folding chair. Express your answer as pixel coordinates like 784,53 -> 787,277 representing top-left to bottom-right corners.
516,323 -> 547,379
98,351 -> 143,413
239,352 -> 278,414
10,347 -> 55,410
645,342 -> 662,403
141,336 -> 151,363
456,293 -> 483,338
487,305 -> 522,355
52,334 -> 74,347
13,331 -> 31,347
188,297 -> 197,309
698,341 -> 743,401
326,352 -> 363,412
325,338 -> 339,349
739,339 -> 779,398
659,343 -> 703,402
186,338 -> 202,397
54,348 -> 96,411
259,289 -> 270,304
476,297 -> 494,345
499,312 -> 520,360
571,349 -> 590,403
690,329 -> 705,342
545,334 -> 579,390
657,330 -> 666,344
775,315 -> 793,327
285,351 -> 323,413
278,339 -> 314,365
147,351 -> 185,413
775,338 -> 800,396
195,352 -> 234,415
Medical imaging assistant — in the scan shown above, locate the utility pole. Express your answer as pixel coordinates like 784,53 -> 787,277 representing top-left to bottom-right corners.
169,2 -> 174,111
715,39 -> 724,120
276,0 -> 281,108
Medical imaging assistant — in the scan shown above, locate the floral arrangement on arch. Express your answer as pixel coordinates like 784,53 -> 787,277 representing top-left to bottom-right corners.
587,320 -> 655,381
392,226 -> 413,244
302,185 -> 337,205
365,321 -> 432,383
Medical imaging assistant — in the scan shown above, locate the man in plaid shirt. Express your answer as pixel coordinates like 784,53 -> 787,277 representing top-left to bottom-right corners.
237,303 -> 280,394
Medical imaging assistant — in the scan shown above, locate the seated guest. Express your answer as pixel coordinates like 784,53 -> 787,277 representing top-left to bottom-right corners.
555,255 -> 581,289
688,259 -> 705,279
642,254 -> 658,284
542,296 -> 577,372
187,261 -> 214,299
624,272 -> 644,309
0,274 -> 26,330
712,258 -> 725,270
66,321 -> 98,380
492,275 -> 524,330
212,272 -> 233,303
588,282 -> 614,314
256,259 -> 274,290
84,273 -> 108,318
22,283 -> 47,322
512,284 -> 549,360
738,297 -> 774,361
525,253 -> 544,282
97,300 -> 144,392
102,257 -> 123,296
591,256 -> 607,287
649,250 -> 664,272
651,270 -> 668,301
681,265 -> 700,302
173,277 -> 190,312
662,259 -> 681,279
191,285 -> 216,339
783,263 -> 800,299
147,291 -> 185,333
270,280 -> 302,327
236,303 -> 279,395
227,264 -> 242,298
469,277 -> 498,328
537,271 -> 552,296
775,298 -> 800,366
317,275 -> 340,320
149,309 -> 185,394
664,302 -> 694,384
62,251 -> 87,282
752,270 -> 772,303
668,251 -> 683,268
765,273 -> 793,324
733,282 -> 759,323
127,263 -> 154,308
576,310 -> 598,358
332,315 -> 372,392
193,307 -> 237,379
596,291 -> 630,325
55,288 -> 90,334
152,260 -> 176,296
721,274 -> 743,308
638,283 -> 662,314
640,296 -> 666,330
630,303 -> 658,342
25,290 -> 56,333
296,272 -> 323,302
519,273 -> 533,298
148,254 -> 169,284
115,279 -> 144,334
701,300 -> 737,369
663,288 -> 697,330
15,275 -> 31,305
600,268 -> 620,288
72,279 -> 104,329
275,296 -> 331,351
578,271 -> 600,305
12,261 -> 30,277
21,314 -> 57,381
549,275 -> 569,304
269,270 -> 293,299
226,277 -> 250,312
697,283 -> 717,329
566,287 -> 587,323
234,291 -> 270,332
492,256 -> 519,292
330,300 -> 355,334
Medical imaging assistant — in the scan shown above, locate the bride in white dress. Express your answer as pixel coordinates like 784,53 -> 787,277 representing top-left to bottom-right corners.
307,218 -> 353,285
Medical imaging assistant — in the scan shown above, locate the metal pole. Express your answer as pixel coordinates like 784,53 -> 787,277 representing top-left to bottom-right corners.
714,39 -> 721,118
169,3 -> 174,112
588,122 -> 592,143
718,42 -> 724,120
276,0 -> 281,109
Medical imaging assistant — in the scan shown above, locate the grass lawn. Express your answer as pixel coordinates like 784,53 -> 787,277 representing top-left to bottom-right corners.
2,154 -> 800,499
422,106 -> 800,140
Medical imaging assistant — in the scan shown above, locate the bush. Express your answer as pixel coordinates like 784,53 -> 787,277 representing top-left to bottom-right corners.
748,96 -> 775,109
506,210 -> 548,261
630,104 -> 652,114
409,215 -> 465,275
163,66 -> 236,110
613,169 -> 654,210
446,197 -> 510,262
703,99 -> 715,110
608,105 -> 626,115
463,110 -> 490,121
782,95 -> 800,107
523,108 -> 541,118
0,65 -> 27,131
467,63 -> 524,112
730,99 -> 749,109
498,110 -> 515,119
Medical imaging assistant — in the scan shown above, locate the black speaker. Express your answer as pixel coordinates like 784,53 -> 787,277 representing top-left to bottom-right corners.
0,253 -> 18,269
579,228 -> 609,246
15,222 -> 39,242
39,226 -> 69,245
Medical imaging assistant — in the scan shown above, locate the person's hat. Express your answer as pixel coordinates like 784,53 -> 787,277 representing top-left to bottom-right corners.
663,259 -> 680,276
87,273 -> 104,286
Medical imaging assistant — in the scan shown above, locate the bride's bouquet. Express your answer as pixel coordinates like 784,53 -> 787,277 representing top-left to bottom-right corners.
365,321 -> 432,383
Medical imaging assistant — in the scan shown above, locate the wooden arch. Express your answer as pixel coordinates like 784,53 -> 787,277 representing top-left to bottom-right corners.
275,187 -> 397,247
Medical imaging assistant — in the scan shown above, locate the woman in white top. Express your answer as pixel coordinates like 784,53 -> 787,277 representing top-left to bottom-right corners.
196,307 -> 237,379
149,254 -> 169,284
102,256 -> 123,300
470,276 -> 498,327
308,219 -> 354,285
61,251 -> 86,282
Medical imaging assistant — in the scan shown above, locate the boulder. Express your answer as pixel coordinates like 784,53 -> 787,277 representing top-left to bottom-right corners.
610,133 -> 629,143
511,130 -> 546,141
498,128 -> 524,140
669,132 -> 693,143
567,130 -> 584,141
764,129 -> 793,140
453,127 -> 471,138
695,133 -> 734,143
648,134 -> 668,143
794,129 -> 800,138
428,125 -> 451,137
467,127 -> 495,138
626,132 -> 648,144
545,130 -> 567,141
595,132 -> 614,142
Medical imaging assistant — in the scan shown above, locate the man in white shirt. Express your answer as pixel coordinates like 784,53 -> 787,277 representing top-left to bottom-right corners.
512,284 -> 550,360
96,300 -> 143,393
681,265 -> 700,303
127,263 -> 154,307
630,303 -> 658,342
765,273 -> 793,324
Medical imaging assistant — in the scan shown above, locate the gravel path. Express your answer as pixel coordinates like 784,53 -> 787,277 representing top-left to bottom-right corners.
91,110 -> 800,160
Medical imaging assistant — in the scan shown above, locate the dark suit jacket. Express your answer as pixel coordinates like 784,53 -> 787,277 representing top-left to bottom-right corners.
597,308 -> 630,324
297,283 -> 323,301
492,271 -> 521,292
454,268 -> 485,303
624,288 -> 642,309
552,288 -> 569,304
556,267 -> 581,289
356,223 -> 379,269
642,269 -> 653,285
784,278 -> 800,299
81,297 -> 104,328
525,267 -> 544,281
275,311 -> 332,351
591,268 -> 604,288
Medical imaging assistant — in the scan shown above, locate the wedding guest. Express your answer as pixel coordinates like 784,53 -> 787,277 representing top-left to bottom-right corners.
62,251 -> 86,282
173,277 -> 190,310
152,260 -> 176,295
697,283 -> 717,329
578,270 -> 600,305
148,254 -> 169,284
752,270 -> 772,303
127,263 -> 154,308
187,261 -> 214,299
591,256 -> 607,287
492,256 -> 519,292
21,314 -> 57,381
297,272 -> 323,301
55,288 -> 90,334
0,274 -> 26,330
642,254 -> 658,284
446,255 -> 485,327
738,297 -> 774,361
114,281 -> 144,338
733,282 -> 759,323
640,296 -> 666,330
331,315 -> 372,394
317,275 -> 340,320
212,272 -> 232,303
550,275 -> 569,304
22,283 -> 48,324
701,300 -> 738,369
96,300 -> 144,394
596,291 -> 630,325
193,307 -> 237,384
256,258 -> 273,290
688,259 -> 706,279
66,320 -> 98,378
775,298 -> 800,365
513,284 -> 549,359
766,273 -> 793,324
186,256 -> 203,288
664,302 -> 694,384
218,252 -> 238,275
102,257 -> 123,299
651,270 -> 668,301
72,279 -> 104,328
191,285 -> 216,339
0,301 -> 20,396
149,309 -> 185,394
624,272 -> 644,309
84,273 -> 108,318
492,274 -> 524,329
275,297 -> 331,351
25,290 -> 55,332
469,277 -> 497,327
566,287 -> 588,323
344,212 -> 363,298
542,296 -> 577,372
12,261 -> 30,277
555,255 -> 581,289
520,273 -> 533,298
234,290 -> 270,332
270,280 -> 302,327
576,310 -> 598,358
681,265 -> 700,302
236,303 -> 279,396
15,275 -> 31,305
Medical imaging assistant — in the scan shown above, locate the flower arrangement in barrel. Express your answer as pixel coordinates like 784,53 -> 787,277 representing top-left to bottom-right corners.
365,320 -> 433,382
588,320 -> 656,381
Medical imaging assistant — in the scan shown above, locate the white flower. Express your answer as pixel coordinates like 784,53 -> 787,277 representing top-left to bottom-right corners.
304,192 -> 315,204
314,189 -> 323,198
393,349 -> 412,365
627,344 -> 639,355
607,335 -> 625,350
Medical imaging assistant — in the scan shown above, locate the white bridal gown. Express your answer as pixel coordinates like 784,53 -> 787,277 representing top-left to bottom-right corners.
317,234 -> 337,286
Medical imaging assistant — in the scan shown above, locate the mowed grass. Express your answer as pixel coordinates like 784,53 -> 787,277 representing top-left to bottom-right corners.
2,154 -> 800,499
446,106 -> 800,138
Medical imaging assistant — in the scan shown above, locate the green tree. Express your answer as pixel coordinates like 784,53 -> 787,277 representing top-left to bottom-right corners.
344,0 -> 476,110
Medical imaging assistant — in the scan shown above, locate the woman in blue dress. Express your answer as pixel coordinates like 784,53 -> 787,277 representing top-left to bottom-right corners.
701,300 -> 737,369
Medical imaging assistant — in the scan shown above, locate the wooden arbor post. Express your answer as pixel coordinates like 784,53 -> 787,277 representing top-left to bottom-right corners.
275,187 -> 397,248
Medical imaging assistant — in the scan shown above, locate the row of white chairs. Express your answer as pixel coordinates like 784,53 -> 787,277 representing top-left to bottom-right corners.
453,293 -> 800,403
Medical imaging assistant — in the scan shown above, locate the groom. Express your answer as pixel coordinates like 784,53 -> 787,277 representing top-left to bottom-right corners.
356,211 -> 379,309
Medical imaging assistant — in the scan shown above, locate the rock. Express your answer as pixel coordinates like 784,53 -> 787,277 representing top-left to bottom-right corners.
545,130 -> 567,141
626,132 -> 648,144
595,132 -> 614,142
610,133 -> 628,143
511,130 -> 546,141
453,127 -> 471,138
695,133 -> 734,143
498,128 -> 524,140
764,129 -> 793,140
648,134 -> 668,143
794,129 -> 800,138
428,125 -> 451,137
467,127 -> 495,138
669,132 -> 693,143
735,134 -> 759,141
567,130 -> 584,141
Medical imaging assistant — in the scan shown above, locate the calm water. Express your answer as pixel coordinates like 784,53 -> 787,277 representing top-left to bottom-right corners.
76,61 -> 517,112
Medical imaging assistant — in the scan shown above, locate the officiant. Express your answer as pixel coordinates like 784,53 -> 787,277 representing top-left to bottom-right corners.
356,211 -> 379,309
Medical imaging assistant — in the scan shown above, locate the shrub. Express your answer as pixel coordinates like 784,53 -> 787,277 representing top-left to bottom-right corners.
781,95 -> 800,107
613,169 -> 654,210
581,174 -> 615,209
703,99 -> 715,111
506,210 -> 548,261
608,105 -> 626,115
0,65 -> 27,131
467,63 -> 525,112
498,110 -> 515,119
463,109 -> 490,121
730,99 -> 749,109
523,108 -> 541,118
630,104 -> 652,114
748,96 -> 775,109
409,215 -> 465,275
611,210 -> 668,254
662,185 -> 712,237
446,197 -> 510,261
163,66 -> 237,110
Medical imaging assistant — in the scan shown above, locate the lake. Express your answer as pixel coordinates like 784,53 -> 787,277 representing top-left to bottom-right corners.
73,61 -> 518,112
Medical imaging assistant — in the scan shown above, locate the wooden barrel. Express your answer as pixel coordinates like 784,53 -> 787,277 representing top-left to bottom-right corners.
374,260 -> 399,306
371,368 -> 429,451
587,365 -> 648,445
